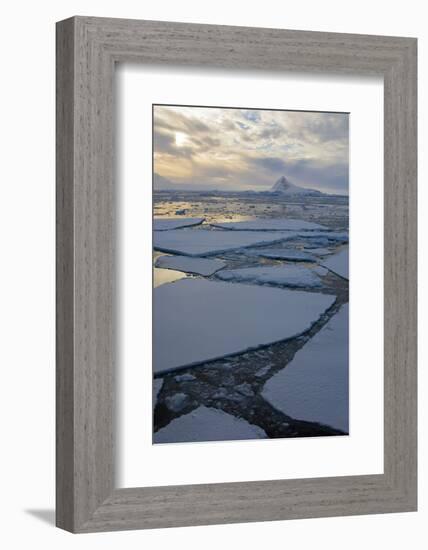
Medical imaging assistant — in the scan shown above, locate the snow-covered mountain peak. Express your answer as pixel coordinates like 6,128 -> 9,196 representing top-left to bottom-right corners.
271,176 -> 323,196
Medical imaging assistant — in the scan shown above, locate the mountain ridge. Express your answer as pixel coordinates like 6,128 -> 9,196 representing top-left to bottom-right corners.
153,173 -> 344,196
270,176 -> 324,196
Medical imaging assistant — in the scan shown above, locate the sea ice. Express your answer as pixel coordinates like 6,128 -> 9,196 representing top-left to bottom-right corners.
154,278 -> 334,373
308,248 -> 334,256
297,231 -> 349,243
235,383 -> 255,397
211,219 -> 327,231
321,247 -> 349,280
174,373 -> 196,382
165,392 -> 189,412
312,265 -> 329,276
153,229 -> 299,257
217,265 -> 322,288
153,378 -> 163,408
154,217 -> 205,231
155,255 -> 226,276
244,248 -> 317,262
301,238 -> 331,248
153,267 -> 186,288
254,365 -> 272,378
153,406 -> 267,443
262,304 -> 349,433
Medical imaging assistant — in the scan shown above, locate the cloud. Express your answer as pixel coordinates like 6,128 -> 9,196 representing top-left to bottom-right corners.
236,121 -> 250,131
153,105 -> 349,194
154,108 -> 211,134
248,156 -> 348,194
242,110 -> 261,123
308,113 -> 349,143
286,159 -> 349,193
258,124 -> 283,140
153,129 -> 194,159
153,129 -> 174,153
250,157 -> 288,173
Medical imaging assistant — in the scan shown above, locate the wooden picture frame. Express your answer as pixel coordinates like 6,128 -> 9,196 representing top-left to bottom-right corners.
56,16 -> 417,533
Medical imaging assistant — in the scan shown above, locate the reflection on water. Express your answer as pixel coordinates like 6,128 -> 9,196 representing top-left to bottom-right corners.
153,251 -> 187,288
153,192 -> 349,229
154,267 -> 186,288
153,199 -> 261,224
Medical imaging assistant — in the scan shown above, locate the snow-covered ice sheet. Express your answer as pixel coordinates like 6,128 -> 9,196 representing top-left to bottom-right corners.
154,278 -> 334,373
321,247 -> 349,280
153,406 -> 267,443
244,248 -> 317,262
155,255 -> 226,276
313,265 -> 329,277
154,217 -> 205,231
217,265 -> 322,288
153,229 -> 299,257
308,247 -> 334,256
262,304 -> 349,432
211,219 -> 327,231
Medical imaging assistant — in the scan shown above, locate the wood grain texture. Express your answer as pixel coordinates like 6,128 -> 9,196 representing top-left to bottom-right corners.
56,18 -> 75,532
56,16 -> 417,533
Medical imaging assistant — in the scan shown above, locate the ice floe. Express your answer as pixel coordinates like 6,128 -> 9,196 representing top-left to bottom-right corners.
297,231 -> 348,243
262,304 -> 349,433
153,406 -> 267,443
321,247 -> 349,280
217,265 -> 322,288
301,238 -> 331,248
155,255 -> 226,276
211,219 -> 327,231
165,392 -> 189,412
153,378 -> 163,408
154,217 -> 205,231
153,229 -> 299,257
154,278 -> 334,373
308,247 -> 334,256
235,383 -> 255,397
174,373 -> 196,382
312,265 -> 329,277
243,248 -> 317,262
254,365 -> 272,378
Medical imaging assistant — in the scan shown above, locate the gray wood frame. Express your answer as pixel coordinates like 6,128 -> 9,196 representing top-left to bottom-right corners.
56,16 -> 417,533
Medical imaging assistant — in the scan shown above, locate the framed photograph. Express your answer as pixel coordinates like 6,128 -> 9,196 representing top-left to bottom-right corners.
151,103 -> 350,444
56,16 -> 417,532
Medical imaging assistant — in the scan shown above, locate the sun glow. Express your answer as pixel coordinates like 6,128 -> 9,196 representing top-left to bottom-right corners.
175,131 -> 187,147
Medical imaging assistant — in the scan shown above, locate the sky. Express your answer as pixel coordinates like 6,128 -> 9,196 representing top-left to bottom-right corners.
153,105 -> 349,195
